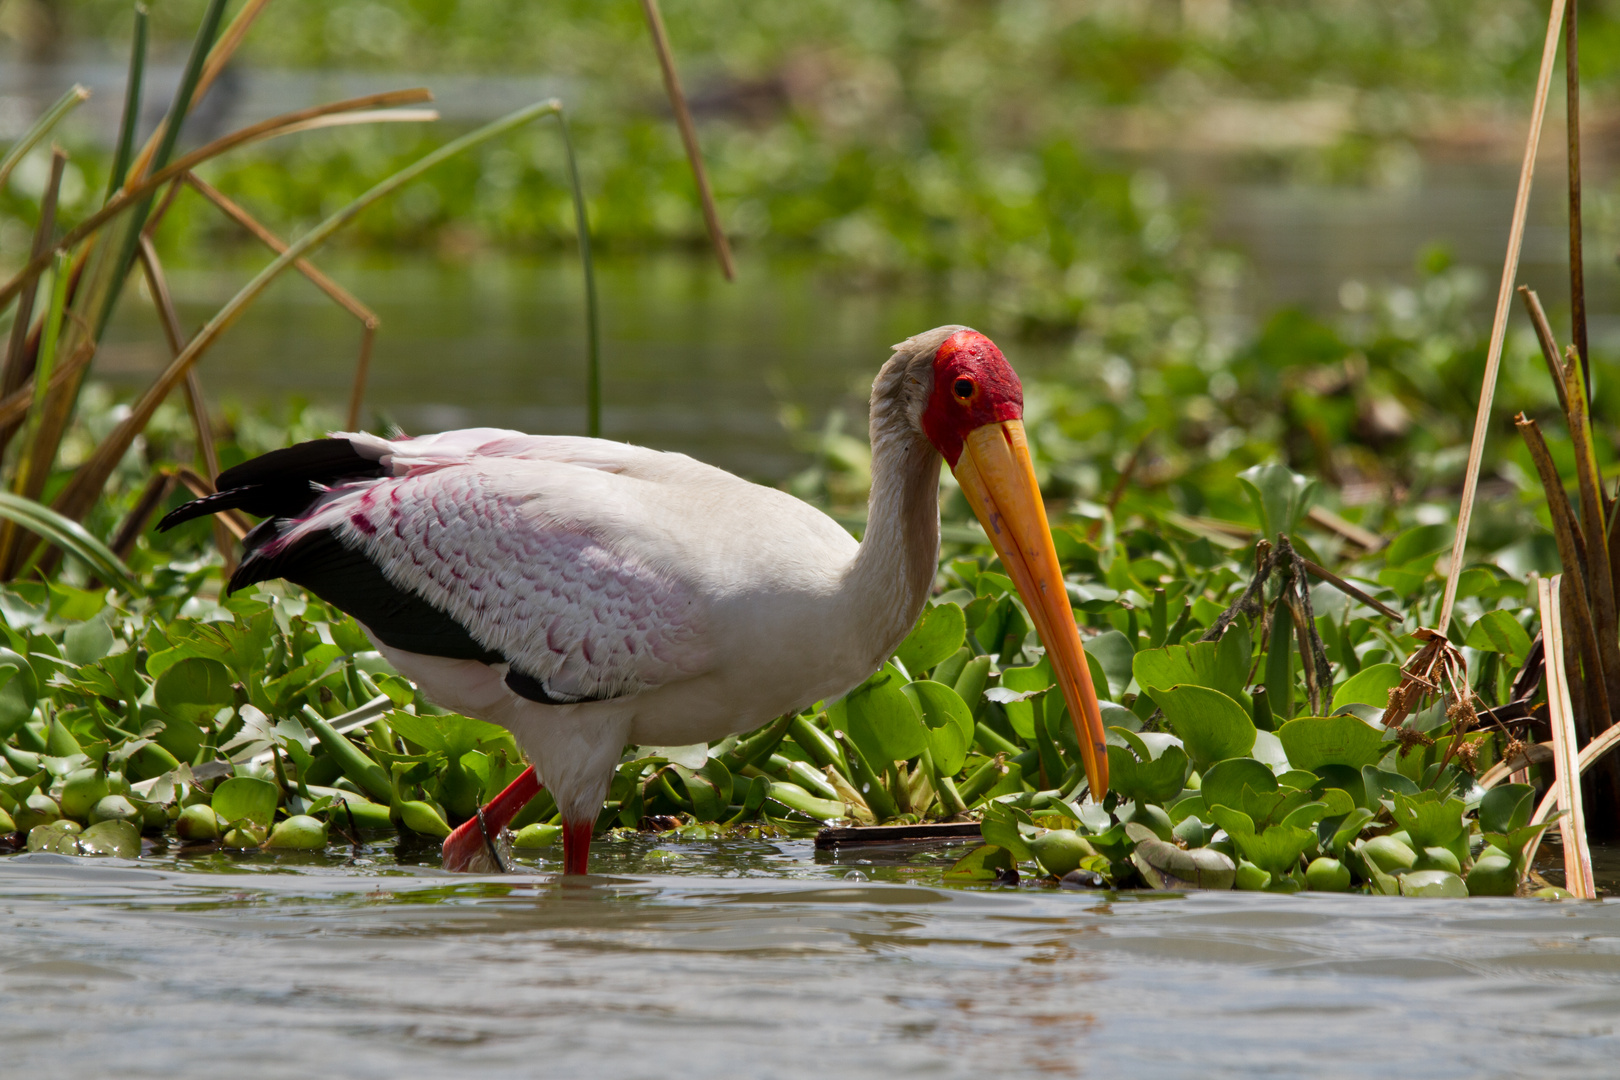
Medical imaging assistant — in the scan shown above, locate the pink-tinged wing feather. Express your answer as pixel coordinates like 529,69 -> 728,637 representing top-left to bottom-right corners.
274,453 -> 707,701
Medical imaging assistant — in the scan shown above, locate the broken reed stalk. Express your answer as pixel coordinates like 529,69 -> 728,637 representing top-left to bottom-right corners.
0,85 -> 88,193
178,173 -> 382,431
1567,0 -> 1590,392
1436,0 -> 1567,636
1517,414 -> 1608,728
1536,575 -> 1596,898
48,99 -> 568,528
638,0 -> 735,281
1517,286 -> 1570,417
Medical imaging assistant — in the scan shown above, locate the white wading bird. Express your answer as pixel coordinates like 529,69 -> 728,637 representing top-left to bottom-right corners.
162,326 -> 1109,874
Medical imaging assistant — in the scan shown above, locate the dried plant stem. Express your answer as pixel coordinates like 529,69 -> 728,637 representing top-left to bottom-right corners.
0,90 -> 436,314
1517,286 -> 1570,417
47,99 -> 566,530
1517,416 -> 1608,733
178,173 -> 381,431
1437,0 -> 1567,635
639,0 -> 735,281
108,471 -> 176,561
1567,0 -> 1590,391
1305,505 -> 1384,551
1537,575 -> 1596,898
136,237 -> 234,573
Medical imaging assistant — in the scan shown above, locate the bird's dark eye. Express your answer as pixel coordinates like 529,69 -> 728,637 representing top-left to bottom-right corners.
953,378 -> 975,400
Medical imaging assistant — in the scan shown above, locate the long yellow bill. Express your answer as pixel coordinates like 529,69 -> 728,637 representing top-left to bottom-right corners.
953,420 -> 1109,800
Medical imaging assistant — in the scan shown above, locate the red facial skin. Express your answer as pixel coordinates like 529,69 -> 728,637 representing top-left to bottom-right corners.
919,330 -> 1024,467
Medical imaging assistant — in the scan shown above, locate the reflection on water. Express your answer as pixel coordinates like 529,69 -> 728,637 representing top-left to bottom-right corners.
3,839 -> 1619,1079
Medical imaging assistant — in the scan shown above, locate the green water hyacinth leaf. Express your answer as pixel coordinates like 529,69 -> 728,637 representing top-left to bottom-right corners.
997,657 -> 1053,740
1153,685 -> 1256,770
1389,791 -> 1467,848
844,665 -> 928,766
1327,807 -> 1376,856
1200,757 -> 1275,813
905,680 -> 975,775
980,801 -> 1033,861
672,759 -> 734,821
1330,663 -> 1403,713
1132,636 -> 1247,702
1485,813 -> 1565,869
387,711 -> 512,758
1277,714 -> 1387,770
895,603 -> 966,675
1231,824 -> 1314,878
1464,610 -> 1532,667
1399,870 -> 1468,898
211,776 -> 279,828
1084,630 -> 1135,701
0,648 -> 39,740
1237,462 -> 1317,540
1106,727 -> 1189,805
944,844 -> 1013,882
153,657 -> 234,725
63,616 -> 115,666
1128,828 -> 1236,891
1478,783 -> 1534,836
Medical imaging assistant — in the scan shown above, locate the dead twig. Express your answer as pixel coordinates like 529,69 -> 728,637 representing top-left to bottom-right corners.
638,0 -> 734,281
1537,575 -> 1596,898
1516,285 -> 1571,418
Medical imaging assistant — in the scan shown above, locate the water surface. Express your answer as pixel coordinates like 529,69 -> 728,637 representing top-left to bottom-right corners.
4,838 -> 1618,1079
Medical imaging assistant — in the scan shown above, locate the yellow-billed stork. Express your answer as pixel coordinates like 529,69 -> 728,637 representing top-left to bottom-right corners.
162,326 -> 1109,874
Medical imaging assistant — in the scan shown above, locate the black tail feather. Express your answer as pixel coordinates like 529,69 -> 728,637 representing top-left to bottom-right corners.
157,437 -> 384,531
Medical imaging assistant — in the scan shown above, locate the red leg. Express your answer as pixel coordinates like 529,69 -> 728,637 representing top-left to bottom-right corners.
441,766 -> 541,872
562,817 -> 593,876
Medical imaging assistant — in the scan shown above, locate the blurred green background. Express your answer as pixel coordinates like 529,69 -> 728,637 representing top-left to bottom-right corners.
1,0 -> 1616,559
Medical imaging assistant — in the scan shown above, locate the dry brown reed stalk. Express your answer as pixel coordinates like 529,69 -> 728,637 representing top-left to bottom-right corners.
135,237 -> 235,575
109,471 -> 178,561
1517,285 -> 1570,416
1479,741 -> 1556,789
179,173 -> 381,430
44,99 -> 566,533
1305,505 -> 1384,552
1535,575 -> 1596,897
638,0 -> 735,281
0,90 -> 436,313
1436,0 -> 1568,635
1516,414 -> 1608,736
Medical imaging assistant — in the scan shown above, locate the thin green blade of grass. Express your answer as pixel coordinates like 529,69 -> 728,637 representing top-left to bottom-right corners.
0,492 -> 138,595
552,109 -> 602,439
0,90 -> 436,315
1436,0 -> 1567,635
0,85 -> 89,194
106,4 -> 149,201
94,0 -> 229,338
51,98 -> 567,526
0,148 -> 66,439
